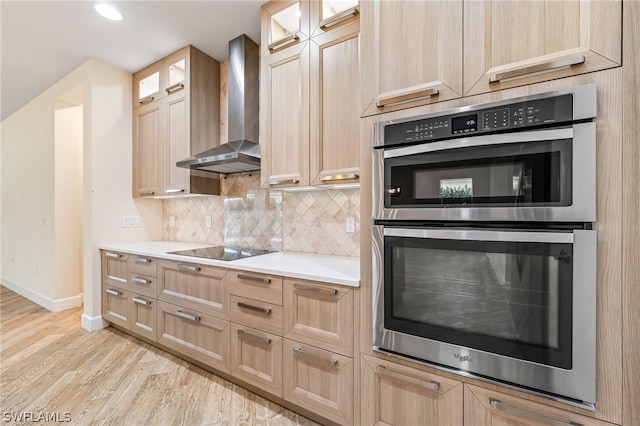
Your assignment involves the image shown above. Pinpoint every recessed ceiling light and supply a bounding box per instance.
[94,3,123,21]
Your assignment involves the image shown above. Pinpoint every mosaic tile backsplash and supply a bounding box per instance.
[163,173,360,257]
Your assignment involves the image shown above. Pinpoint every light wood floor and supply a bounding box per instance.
[0,286,319,425]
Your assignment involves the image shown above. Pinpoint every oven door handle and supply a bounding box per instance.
[383,126,578,159]
[383,227,574,244]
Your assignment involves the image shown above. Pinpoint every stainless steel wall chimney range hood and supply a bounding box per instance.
[177,34,260,174]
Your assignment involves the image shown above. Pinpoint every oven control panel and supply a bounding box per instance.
[383,94,574,147]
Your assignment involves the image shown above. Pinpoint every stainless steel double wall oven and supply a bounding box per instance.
[372,84,598,408]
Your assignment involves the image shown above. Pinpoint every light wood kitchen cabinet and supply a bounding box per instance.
[463,0,622,96]
[102,285,131,330]
[360,0,463,117]
[157,300,230,373]
[230,295,283,336]
[226,270,283,305]
[261,0,311,58]
[128,254,158,298]
[158,260,228,319]
[129,292,158,341]
[361,355,463,426]
[101,250,130,289]
[132,101,162,197]
[283,339,354,425]
[310,0,359,38]
[464,384,611,426]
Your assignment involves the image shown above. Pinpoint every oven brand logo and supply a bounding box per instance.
[454,353,472,363]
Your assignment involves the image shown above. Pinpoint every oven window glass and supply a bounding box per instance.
[386,139,572,207]
[384,234,573,369]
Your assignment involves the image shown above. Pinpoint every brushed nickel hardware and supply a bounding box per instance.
[489,398,582,426]
[139,95,155,105]
[133,257,151,263]
[320,173,359,182]
[176,264,201,272]
[376,84,440,107]
[319,6,359,29]
[105,288,122,296]
[175,310,201,322]
[293,347,338,367]
[106,275,127,283]
[237,301,272,315]
[293,283,338,296]
[375,365,440,391]
[132,297,151,306]
[131,277,151,285]
[237,273,271,284]
[237,329,272,345]
[105,252,122,259]
[489,55,585,83]
[139,191,155,196]
[386,187,401,196]
[268,178,300,186]
[268,33,300,51]
[165,83,185,94]
[165,188,185,194]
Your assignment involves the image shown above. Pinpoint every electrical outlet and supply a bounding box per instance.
[346,217,356,233]
[205,216,212,228]
[169,216,176,227]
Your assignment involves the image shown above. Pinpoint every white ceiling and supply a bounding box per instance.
[0,0,265,122]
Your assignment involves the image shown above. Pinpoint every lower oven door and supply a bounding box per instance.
[372,225,597,406]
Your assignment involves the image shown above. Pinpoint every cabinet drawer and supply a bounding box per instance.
[227,270,283,305]
[102,285,130,329]
[130,293,157,341]
[158,301,230,373]
[101,251,129,289]
[230,295,283,335]
[283,339,353,425]
[128,255,157,277]
[129,273,158,298]
[283,279,353,356]
[158,260,228,318]
[361,354,463,426]
[230,323,283,397]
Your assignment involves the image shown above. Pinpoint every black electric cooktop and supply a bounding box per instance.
[168,246,275,261]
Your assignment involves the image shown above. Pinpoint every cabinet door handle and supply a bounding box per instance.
[165,83,185,94]
[105,288,122,296]
[165,188,185,194]
[293,283,338,296]
[319,173,359,182]
[489,398,583,426]
[489,54,586,83]
[237,273,271,284]
[237,301,272,315]
[376,83,440,107]
[319,6,359,29]
[293,347,338,367]
[139,191,155,196]
[267,33,300,51]
[176,264,201,272]
[133,257,151,264]
[375,365,440,391]
[237,329,272,345]
[106,275,127,283]
[175,310,201,322]
[132,296,151,306]
[105,252,122,259]
[268,178,300,186]
[131,276,151,285]
[139,95,155,105]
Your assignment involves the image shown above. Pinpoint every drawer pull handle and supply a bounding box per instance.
[106,275,127,283]
[268,178,300,186]
[139,191,155,196]
[237,329,272,345]
[133,257,151,264]
[489,54,586,83]
[375,365,440,391]
[176,264,201,272]
[175,310,201,322]
[237,302,272,315]
[165,188,185,194]
[132,297,151,306]
[165,83,185,94]
[105,288,122,296]
[293,283,338,296]
[237,273,271,284]
[489,398,582,426]
[319,173,359,182]
[319,6,359,29]
[293,347,338,367]
[139,95,155,105]
[376,83,440,108]
[267,33,300,52]
[105,252,122,259]
[131,276,151,285]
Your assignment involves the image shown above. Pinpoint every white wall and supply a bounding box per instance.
[1,59,163,328]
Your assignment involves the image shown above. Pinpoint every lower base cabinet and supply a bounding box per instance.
[361,354,463,426]
[130,293,157,341]
[283,339,354,426]
[157,300,230,373]
[102,285,130,330]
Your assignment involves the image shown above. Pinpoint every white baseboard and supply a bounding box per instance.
[1,277,83,312]
[82,313,108,331]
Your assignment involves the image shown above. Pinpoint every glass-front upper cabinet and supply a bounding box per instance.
[133,64,162,107]
[133,46,190,108]
[261,1,310,56]
[313,0,359,35]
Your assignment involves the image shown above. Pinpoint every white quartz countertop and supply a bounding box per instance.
[100,241,360,287]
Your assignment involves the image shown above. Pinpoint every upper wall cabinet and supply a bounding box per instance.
[463,0,622,96]
[261,0,311,57]
[360,0,463,117]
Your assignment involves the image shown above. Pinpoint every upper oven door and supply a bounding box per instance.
[373,122,595,222]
